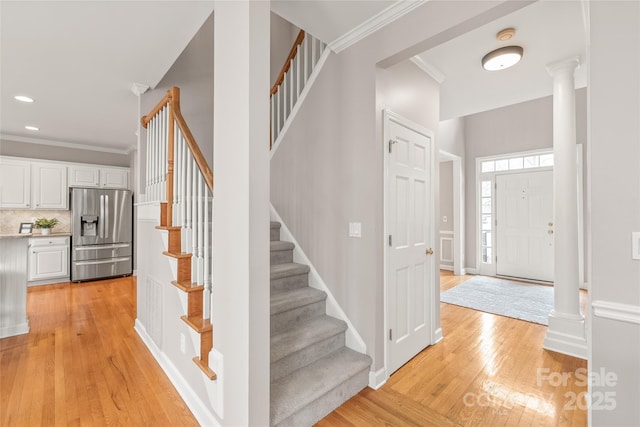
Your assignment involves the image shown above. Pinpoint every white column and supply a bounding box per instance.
[544,57,587,359]
[212,1,270,426]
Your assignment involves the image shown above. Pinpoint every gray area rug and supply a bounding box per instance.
[441,276,553,325]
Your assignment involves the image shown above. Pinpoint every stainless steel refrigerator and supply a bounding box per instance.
[70,188,133,281]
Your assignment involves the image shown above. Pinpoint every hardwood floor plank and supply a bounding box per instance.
[316,271,587,426]
[0,277,199,426]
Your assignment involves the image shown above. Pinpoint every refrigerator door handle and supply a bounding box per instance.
[99,194,105,238]
[104,194,109,239]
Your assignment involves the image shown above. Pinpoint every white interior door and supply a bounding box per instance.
[496,170,554,282]
[386,112,434,375]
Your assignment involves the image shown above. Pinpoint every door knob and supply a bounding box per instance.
[548,230,554,235]
[425,248,434,255]
[548,222,553,227]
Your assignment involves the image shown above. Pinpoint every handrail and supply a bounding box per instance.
[270,30,305,96]
[141,87,213,191]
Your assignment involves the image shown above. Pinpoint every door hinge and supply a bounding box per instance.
[389,139,397,153]
[389,329,393,341]
[388,235,392,246]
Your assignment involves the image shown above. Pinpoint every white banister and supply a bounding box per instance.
[270,31,328,149]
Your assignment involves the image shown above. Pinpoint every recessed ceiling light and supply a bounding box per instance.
[25,125,39,131]
[15,95,34,103]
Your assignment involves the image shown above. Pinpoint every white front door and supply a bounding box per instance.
[496,170,554,282]
[385,112,434,375]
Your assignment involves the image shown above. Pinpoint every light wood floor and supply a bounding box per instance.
[2,273,587,426]
[0,277,199,426]
[317,271,588,426]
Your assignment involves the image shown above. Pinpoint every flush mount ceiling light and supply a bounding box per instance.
[482,28,523,71]
[482,45,523,71]
[15,95,35,103]
[25,125,39,131]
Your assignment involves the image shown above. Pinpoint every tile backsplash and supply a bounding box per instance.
[0,210,71,234]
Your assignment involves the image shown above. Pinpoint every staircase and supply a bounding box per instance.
[269,221,371,426]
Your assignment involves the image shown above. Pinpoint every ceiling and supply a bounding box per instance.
[414,0,588,120]
[1,1,588,153]
[0,1,215,153]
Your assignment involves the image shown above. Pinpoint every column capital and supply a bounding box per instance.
[546,57,580,77]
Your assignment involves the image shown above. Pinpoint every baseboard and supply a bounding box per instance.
[270,204,368,355]
[433,327,443,344]
[439,265,453,271]
[368,368,387,390]
[465,267,478,275]
[0,322,30,339]
[459,268,467,275]
[27,277,69,287]
[134,319,220,427]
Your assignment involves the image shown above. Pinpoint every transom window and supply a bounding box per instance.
[481,153,554,174]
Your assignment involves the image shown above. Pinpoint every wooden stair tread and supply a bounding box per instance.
[171,281,204,293]
[155,225,182,231]
[181,315,212,333]
[163,251,192,259]
[193,357,217,380]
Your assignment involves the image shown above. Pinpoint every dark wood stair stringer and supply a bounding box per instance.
[156,202,216,380]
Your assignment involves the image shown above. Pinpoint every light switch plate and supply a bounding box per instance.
[349,222,362,238]
[633,232,640,260]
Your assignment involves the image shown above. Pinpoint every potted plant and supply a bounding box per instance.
[34,217,59,235]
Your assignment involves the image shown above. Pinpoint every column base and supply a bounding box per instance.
[543,311,587,359]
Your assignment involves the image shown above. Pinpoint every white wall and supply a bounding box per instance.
[439,117,465,158]
[0,138,130,166]
[271,0,509,372]
[142,13,214,171]
[589,2,640,425]
[270,13,300,86]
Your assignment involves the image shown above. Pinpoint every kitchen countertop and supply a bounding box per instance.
[0,232,71,240]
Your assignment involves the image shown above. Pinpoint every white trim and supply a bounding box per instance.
[440,150,464,276]
[439,230,454,235]
[270,49,331,156]
[27,277,70,287]
[328,1,425,53]
[592,300,640,325]
[440,236,453,263]
[270,204,367,354]
[134,319,220,427]
[410,56,446,84]
[368,368,387,390]
[1,133,132,155]
[433,327,443,343]
[383,109,437,379]
[0,322,30,339]
[465,267,478,275]
[439,265,454,271]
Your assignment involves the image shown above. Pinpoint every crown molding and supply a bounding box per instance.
[410,56,446,84]
[328,0,425,54]
[0,133,132,155]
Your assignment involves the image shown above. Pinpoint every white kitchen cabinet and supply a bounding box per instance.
[0,158,31,208]
[100,167,128,189]
[28,237,69,282]
[32,163,68,209]
[69,165,128,189]
[68,165,100,187]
